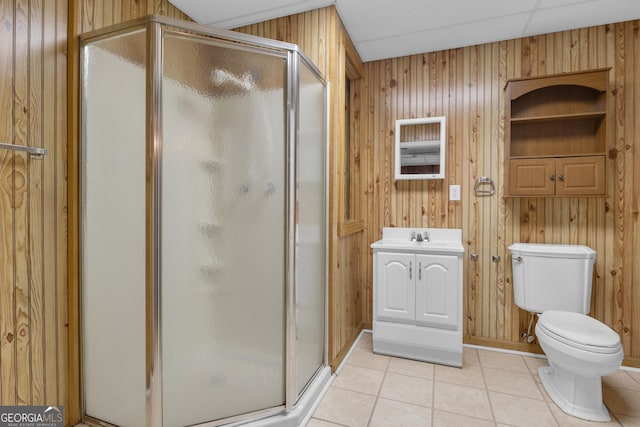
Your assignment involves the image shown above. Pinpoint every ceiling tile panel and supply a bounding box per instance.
[357,12,531,61]
[527,0,640,37]
[169,0,640,61]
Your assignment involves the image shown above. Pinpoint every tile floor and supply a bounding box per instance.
[308,332,640,427]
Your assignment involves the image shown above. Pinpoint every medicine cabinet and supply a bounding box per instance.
[395,116,446,180]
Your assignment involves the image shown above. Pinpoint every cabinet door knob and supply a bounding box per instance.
[558,175,564,181]
[419,262,422,280]
[409,261,412,280]
[549,174,555,181]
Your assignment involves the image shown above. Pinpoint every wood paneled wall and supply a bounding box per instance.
[236,6,368,369]
[363,20,640,366]
[0,1,187,425]
[0,0,67,409]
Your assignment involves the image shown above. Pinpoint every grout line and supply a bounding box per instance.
[365,348,389,427]
[430,362,436,426]
[477,350,498,424]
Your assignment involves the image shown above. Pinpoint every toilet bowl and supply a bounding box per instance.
[508,243,624,423]
[535,310,623,422]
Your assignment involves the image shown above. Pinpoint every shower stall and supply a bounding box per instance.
[79,16,329,427]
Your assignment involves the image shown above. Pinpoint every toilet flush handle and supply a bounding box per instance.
[513,256,523,262]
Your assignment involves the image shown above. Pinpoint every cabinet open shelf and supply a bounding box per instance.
[510,111,606,124]
[504,68,610,197]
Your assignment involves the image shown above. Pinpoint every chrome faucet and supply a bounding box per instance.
[416,232,424,242]
[424,230,430,242]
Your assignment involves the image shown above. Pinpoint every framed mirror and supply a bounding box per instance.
[395,116,446,180]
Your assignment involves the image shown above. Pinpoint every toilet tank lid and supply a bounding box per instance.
[508,243,595,259]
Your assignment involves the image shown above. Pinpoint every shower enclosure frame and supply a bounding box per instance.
[78,15,329,427]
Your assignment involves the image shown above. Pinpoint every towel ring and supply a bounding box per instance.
[474,176,495,196]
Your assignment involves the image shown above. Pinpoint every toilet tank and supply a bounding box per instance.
[508,243,596,314]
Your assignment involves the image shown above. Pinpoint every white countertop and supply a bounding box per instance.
[371,227,464,254]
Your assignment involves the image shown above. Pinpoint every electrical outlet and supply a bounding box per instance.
[449,184,461,201]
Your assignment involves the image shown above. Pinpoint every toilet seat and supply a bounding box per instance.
[538,311,622,354]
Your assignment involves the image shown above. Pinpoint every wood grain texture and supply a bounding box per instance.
[4,7,639,427]
[363,20,640,366]
[0,0,65,409]
[0,0,189,425]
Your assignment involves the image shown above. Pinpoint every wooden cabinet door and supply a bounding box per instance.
[556,155,605,196]
[509,158,555,196]
[376,252,416,322]
[415,254,458,329]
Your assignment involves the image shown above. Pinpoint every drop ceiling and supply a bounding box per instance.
[169,0,640,62]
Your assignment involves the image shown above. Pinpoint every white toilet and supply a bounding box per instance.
[508,243,623,422]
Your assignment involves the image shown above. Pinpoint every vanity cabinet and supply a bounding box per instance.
[376,252,459,329]
[505,68,609,197]
[372,227,464,367]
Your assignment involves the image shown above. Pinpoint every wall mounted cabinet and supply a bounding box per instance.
[505,68,610,197]
[395,116,446,180]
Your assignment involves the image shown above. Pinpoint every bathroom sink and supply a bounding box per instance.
[371,228,464,254]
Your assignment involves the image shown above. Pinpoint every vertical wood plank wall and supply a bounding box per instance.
[363,20,640,366]
[2,5,639,427]
[0,1,187,425]
[236,6,368,370]
[0,0,67,409]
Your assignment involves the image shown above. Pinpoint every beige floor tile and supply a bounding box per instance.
[462,347,480,366]
[432,410,495,427]
[388,357,434,380]
[306,419,344,427]
[604,370,640,392]
[523,355,548,373]
[435,363,485,389]
[616,415,640,427]
[379,372,433,407]
[433,381,493,420]
[547,403,622,426]
[538,382,554,402]
[489,391,557,427]
[357,332,373,350]
[603,386,640,418]
[483,367,542,399]
[478,349,529,374]
[312,387,376,427]
[625,370,640,386]
[346,346,390,371]
[369,398,432,427]
[332,364,385,396]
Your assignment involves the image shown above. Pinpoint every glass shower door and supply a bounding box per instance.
[160,33,288,426]
[295,58,327,396]
[81,30,148,427]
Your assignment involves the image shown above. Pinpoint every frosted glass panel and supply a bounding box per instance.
[296,60,326,395]
[161,34,287,426]
[81,31,147,427]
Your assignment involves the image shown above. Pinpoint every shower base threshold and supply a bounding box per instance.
[230,365,332,427]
